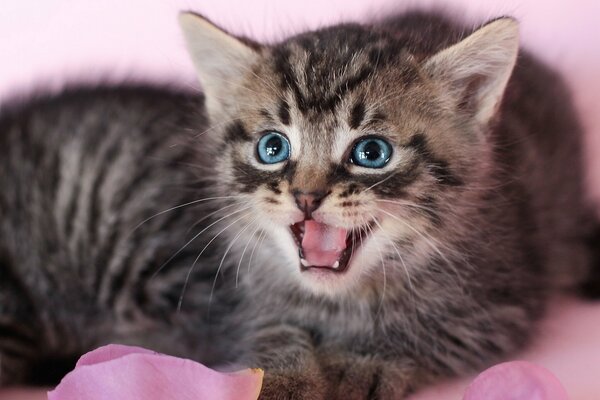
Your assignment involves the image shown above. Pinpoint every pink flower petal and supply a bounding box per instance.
[463,361,569,400]
[76,344,156,367]
[47,345,263,400]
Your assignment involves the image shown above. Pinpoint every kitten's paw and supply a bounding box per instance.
[258,369,327,400]
[321,355,412,400]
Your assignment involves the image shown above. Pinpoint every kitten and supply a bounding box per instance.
[0,9,597,399]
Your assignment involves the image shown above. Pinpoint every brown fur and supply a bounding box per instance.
[0,10,596,399]
[180,11,597,398]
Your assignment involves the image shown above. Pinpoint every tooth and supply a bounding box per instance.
[332,261,340,269]
[300,258,310,267]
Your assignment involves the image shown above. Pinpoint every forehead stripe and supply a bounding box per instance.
[273,47,308,113]
[224,120,252,143]
[407,134,463,186]
[273,45,377,115]
[232,157,278,193]
[278,99,291,126]
[349,100,366,129]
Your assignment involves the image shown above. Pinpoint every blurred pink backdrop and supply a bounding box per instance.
[1,0,599,199]
[0,1,599,399]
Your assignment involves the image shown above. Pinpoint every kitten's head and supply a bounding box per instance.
[179,13,519,297]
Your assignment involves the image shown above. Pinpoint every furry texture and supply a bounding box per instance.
[0,10,597,399]
[0,88,245,384]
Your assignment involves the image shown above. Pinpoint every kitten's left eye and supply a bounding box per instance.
[257,131,291,164]
[350,137,393,168]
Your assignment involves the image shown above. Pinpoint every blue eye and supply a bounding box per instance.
[350,137,393,168]
[257,131,291,164]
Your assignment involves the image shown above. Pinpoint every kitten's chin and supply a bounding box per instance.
[293,254,375,296]
[296,267,361,294]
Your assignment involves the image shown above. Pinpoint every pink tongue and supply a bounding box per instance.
[302,220,348,267]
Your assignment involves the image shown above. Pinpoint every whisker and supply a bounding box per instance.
[366,218,387,319]
[177,210,253,312]
[129,195,242,235]
[248,230,268,276]
[209,216,259,307]
[358,224,365,257]
[192,116,244,139]
[376,207,465,286]
[350,225,357,264]
[236,223,262,288]
[361,171,400,194]
[152,204,253,279]
[370,215,416,304]
[185,201,245,235]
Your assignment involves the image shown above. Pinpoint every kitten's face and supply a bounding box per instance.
[180,15,518,296]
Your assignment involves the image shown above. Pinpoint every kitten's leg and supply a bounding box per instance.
[319,352,425,400]
[245,324,328,400]
[247,324,424,400]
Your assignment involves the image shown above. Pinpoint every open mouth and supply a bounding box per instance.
[290,220,374,273]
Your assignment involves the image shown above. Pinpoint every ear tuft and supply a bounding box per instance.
[179,12,261,118]
[423,17,520,126]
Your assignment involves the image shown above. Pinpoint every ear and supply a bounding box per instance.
[179,12,261,118]
[423,18,519,127]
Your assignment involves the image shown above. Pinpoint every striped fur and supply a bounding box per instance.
[0,10,597,399]
[0,87,246,384]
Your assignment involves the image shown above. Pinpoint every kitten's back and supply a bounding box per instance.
[0,86,230,384]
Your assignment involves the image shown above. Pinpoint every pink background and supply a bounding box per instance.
[1,0,599,200]
[1,1,599,399]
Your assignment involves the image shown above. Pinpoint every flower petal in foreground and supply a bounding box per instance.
[47,344,263,400]
[463,361,569,400]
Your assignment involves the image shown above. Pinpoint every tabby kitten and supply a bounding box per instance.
[0,9,597,399]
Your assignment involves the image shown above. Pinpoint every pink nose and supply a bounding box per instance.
[292,190,327,218]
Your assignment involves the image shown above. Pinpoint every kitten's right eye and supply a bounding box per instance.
[257,131,291,164]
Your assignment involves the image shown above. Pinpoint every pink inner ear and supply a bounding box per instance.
[302,220,347,266]
[463,361,569,400]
